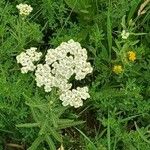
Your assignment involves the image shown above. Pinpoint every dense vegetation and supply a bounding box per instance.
[0,0,150,149]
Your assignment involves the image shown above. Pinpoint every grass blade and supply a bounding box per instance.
[75,127,97,150]
[107,0,112,61]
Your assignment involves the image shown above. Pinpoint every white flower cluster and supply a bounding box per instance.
[17,40,93,108]
[121,30,130,39]
[16,47,42,73]
[45,39,93,80]
[60,87,90,108]
[16,3,33,16]
[35,63,72,93]
[35,39,92,105]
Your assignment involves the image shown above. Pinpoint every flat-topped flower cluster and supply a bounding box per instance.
[16,40,93,108]
[16,47,42,73]
[16,3,33,16]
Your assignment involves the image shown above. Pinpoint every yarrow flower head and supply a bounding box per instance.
[113,65,123,74]
[35,40,93,108]
[59,87,90,108]
[16,3,33,16]
[128,51,136,61]
[121,30,130,39]
[16,40,93,108]
[16,47,42,73]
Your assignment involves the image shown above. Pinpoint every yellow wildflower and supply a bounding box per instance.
[113,65,123,74]
[128,51,136,61]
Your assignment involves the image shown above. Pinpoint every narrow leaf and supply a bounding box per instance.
[48,127,62,142]
[107,1,112,61]
[75,127,97,150]
[58,119,74,124]
[134,122,150,144]
[45,135,56,150]
[58,121,85,129]
[27,136,43,150]
[16,123,39,128]
[127,0,141,22]
[107,111,111,150]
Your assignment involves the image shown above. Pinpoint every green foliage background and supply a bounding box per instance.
[0,0,150,149]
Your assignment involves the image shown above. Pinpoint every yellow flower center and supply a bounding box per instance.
[113,65,123,74]
[128,51,136,61]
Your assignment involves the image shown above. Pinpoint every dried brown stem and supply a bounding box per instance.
[5,143,24,150]
[138,0,150,16]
